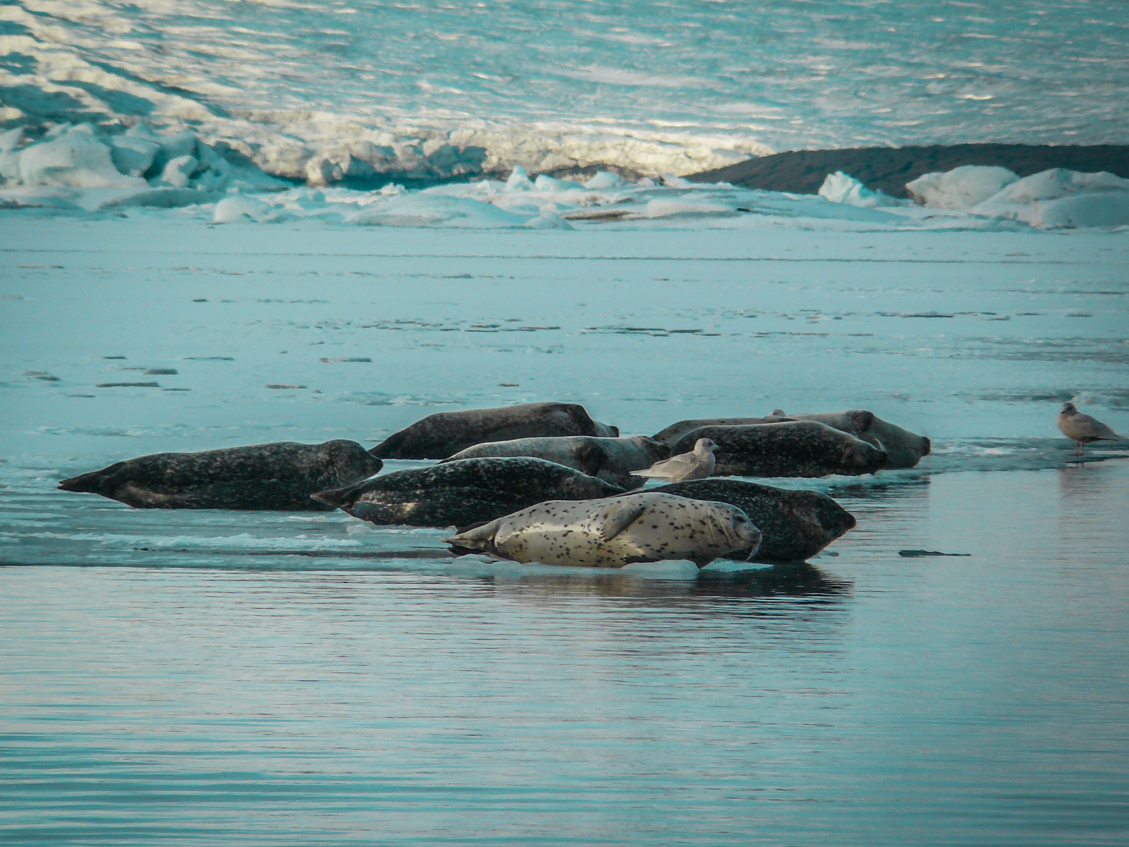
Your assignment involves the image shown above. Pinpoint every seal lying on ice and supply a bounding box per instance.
[668,422,887,478]
[446,491,762,568]
[311,457,623,529]
[57,441,382,510]
[369,402,620,460]
[653,410,929,469]
[441,435,668,490]
[653,479,856,562]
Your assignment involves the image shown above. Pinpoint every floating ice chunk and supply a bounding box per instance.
[16,126,146,189]
[347,193,529,228]
[643,198,736,218]
[584,171,626,190]
[819,171,902,208]
[906,165,1019,209]
[1035,192,1129,228]
[506,165,532,191]
[969,169,1129,228]
[979,168,1129,205]
[992,190,1129,229]
[533,174,581,191]
[524,211,574,229]
[160,155,198,188]
[110,135,160,177]
[214,194,279,223]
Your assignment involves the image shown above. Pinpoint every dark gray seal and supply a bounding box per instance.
[654,479,856,562]
[668,422,887,478]
[653,410,929,469]
[57,440,382,510]
[311,457,624,529]
[369,402,619,460]
[440,435,668,490]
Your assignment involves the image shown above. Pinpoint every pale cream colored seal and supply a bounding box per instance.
[447,491,760,568]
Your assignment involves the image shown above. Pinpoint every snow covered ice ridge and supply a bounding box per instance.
[1,0,1127,185]
[4,128,1129,230]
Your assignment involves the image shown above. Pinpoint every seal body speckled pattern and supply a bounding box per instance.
[447,491,762,568]
[369,402,620,460]
[669,422,888,478]
[442,435,668,490]
[654,410,929,469]
[57,441,382,510]
[654,479,856,562]
[785,411,930,469]
[312,457,624,528]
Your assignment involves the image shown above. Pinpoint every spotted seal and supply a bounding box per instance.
[653,479,856,562]
[57,440,382,510]
[668,422,887,477]
[441,435,668,490]
[447,491,762,568]
[311,457,623,528]
[654,410,929,469]
[370,402,620,460]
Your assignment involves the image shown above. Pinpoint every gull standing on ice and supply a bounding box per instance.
[1057,402,1121,458]
[631,438,717,482]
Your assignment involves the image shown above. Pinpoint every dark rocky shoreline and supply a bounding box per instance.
[690,144,1129,197]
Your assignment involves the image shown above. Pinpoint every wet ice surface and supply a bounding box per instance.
[2,219,1128,844]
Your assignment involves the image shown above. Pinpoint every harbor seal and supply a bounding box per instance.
[630,438,717,482]
[446,491,762,568]
[783,411,931,469]
[441,435,668,490]
[57,440,382,510]
[653,479,856,562]
[311,457,624,529]
[668,422,887,478]
[369,402,619,460]
[654,410,930,469]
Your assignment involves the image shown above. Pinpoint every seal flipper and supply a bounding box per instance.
[446,518,503,550]
[599,502,648,542]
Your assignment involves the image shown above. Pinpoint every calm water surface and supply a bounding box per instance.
[3,465,1127,846]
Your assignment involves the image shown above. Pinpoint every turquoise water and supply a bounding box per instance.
[2,220,1128,844]
[3,466,1128,845]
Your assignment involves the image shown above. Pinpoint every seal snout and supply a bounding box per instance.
[871,449,889,474]
[921,436,932,457]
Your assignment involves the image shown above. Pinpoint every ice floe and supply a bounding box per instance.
[905,165,1129,228]
[818,172,904,208]
[1,120,1127,231]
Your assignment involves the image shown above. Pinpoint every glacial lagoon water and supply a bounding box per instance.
[2,219,1128,844]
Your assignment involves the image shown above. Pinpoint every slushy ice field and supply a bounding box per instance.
[2,218,1128,845]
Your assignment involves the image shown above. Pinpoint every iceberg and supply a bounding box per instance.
[818,172,901,208]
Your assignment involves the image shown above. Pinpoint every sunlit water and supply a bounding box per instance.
[2,219,1128,844]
